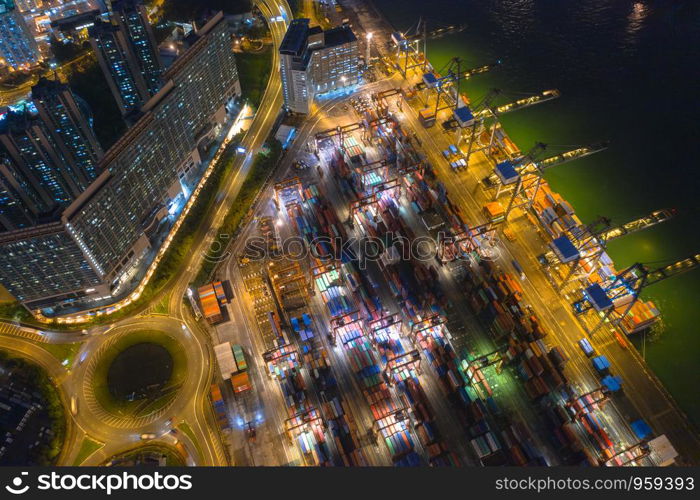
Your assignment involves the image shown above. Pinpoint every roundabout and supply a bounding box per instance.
[79,320,191,430]
[107,341,174,402]
[103,442,186,466]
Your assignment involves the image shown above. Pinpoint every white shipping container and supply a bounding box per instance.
[214,342,238,379]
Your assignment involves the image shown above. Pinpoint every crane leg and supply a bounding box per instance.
[487,123,498,156]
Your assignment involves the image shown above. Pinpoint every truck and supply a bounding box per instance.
[418,108,436,127]
[591,355,610,374]
[214,342,237,380]
[511,259,526,280]
[578,338,595,357]
[231,344,252,394]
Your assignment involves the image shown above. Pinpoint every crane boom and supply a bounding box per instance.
[315,121,364,141]
[462,61,501,80]
[646,253,700,287]
[597,209,676,244]
[416,62,497,91]
[484,143,607,188]
[475,89,561,119]
[533,142,609,172]
[403,23,467,42]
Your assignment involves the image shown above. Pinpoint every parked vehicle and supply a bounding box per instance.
[578,338,595,357]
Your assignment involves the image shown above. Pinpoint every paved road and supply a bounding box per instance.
[0,316,218,466]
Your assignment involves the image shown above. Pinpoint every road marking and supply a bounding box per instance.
[0,322,47,343]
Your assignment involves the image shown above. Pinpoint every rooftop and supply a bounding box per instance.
[280,18,357,57]
[31,77,66,99]
[323,24,357,47]
[88,18,120,37]
[280,18,311,56]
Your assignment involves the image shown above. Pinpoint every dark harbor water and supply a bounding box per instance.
[372,0,700,425]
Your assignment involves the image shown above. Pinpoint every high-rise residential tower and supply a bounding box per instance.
[0,174,35,231]
[0,12,240,313]
[0,0,42,71]
[88,18,150,116]
[88,0,162,116]
[31,77,104,182]
[0,106,85,208]
[0,80,103,231]
[111,0,162,96]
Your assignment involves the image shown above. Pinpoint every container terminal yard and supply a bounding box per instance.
[201,2,700,467]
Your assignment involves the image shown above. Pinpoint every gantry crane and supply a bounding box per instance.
[330,310,365,346]
[414,60,499,129]
[416,60,500,93]
[350,178,402,215]
[498,143,609,219]
[414,58,498,130]
[423,61,500,90]
[496,142,547,219]
[550,209,676,289]
[463,345,509,373]
[354,158,390,192]
[423,57,466,118]
[392,18,466,78]
[368,312,402,339]
[383,350,422,383]
[437,218,500,262]
[441,89,561,166]
[274,176,304,209]
[284,407,324,444]
[409,313,446,341]
[315,121,364,148]
[443,88,502,163]
[572,253,700,334]
[314,116,394,150]
[486,142,609,195]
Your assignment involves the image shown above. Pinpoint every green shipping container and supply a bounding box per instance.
[233,345,248,372]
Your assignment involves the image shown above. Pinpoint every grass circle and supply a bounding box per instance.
[91,330,186,418]
[107,343,173,400]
